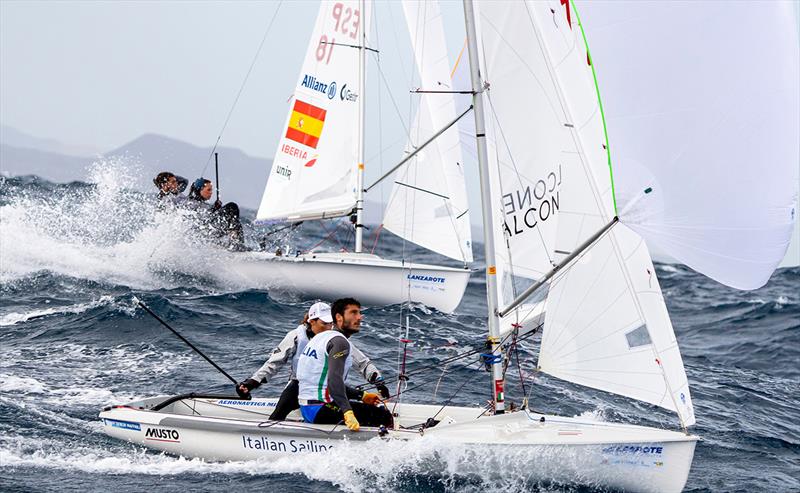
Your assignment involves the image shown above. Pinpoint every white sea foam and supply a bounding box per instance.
[0,295,116,326]
[0,374,47,393]
[0,159,250,291]
[0,432,603,492]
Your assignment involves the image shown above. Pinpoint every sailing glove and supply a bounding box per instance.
[362,392,381,405]
[370,374,390,399]
[343,410,360,431]
[236,378,260,398]
[376,384,390,399]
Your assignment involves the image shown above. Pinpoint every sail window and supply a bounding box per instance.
[625,325,652,349]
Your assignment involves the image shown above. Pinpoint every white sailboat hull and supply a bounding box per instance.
[100,395,697,492]
[220,251,471,313]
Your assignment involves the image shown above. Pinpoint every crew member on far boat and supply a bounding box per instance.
[296,298,394,431]
[187,177,245,250]
[153,171,188,204]
[236,301,389,421]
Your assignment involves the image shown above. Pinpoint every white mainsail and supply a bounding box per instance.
[476,0,694,426]
[381,0,473,263]
[257,1,370,222]
[579,1,799,289]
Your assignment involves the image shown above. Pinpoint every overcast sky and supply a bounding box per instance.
[0,0,467,159]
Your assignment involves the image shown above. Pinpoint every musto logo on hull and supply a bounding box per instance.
[242,434,332,453]
[145,427,181,443]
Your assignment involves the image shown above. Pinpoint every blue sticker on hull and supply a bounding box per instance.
[104,418,141,431]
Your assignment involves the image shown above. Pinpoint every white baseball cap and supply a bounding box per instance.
[308,302,333,323]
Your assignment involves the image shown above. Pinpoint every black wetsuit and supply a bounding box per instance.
[308,333,393,428]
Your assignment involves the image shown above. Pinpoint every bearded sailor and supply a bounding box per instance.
[236,301,389,421]
[296,298,394,430]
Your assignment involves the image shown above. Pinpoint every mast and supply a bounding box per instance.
[462,0,504,414]
[354,0,367,253]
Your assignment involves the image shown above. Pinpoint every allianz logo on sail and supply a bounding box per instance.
[300,74,357,102]
[301,74,337,100]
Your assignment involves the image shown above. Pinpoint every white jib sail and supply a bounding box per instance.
[476,0,694,426]
[381,0,473,263]
[257,1,370,222]
[578,1,799,289]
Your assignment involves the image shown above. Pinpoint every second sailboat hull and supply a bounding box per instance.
[219,252,471,313]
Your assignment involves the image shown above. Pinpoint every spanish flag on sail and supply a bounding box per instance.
[285,100,326,149]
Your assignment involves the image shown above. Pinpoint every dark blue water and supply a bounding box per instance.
[1,172,798,492]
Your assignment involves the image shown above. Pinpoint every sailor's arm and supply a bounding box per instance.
[350,344,382,383]
[325,337,354,413]
[351,343,390,398]
[239,330,297,393]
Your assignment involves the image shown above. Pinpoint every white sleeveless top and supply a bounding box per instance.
[290,325,310,378]
[297,330,352,403]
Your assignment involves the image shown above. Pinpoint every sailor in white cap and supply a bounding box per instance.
[236,301,388,421]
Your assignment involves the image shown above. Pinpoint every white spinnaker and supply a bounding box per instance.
[477,0,694,426]
[382,0,473,263]
[579,1,799,289]
[257,1,370,222]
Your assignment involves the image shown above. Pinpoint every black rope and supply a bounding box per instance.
[357,323,542,393]
[135,300,240,386]
[426,359,484,426]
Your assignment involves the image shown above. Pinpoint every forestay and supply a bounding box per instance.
[476,0,694,426]
[382,0,473,263]
[579,1,799,289]
[257,1,370,222]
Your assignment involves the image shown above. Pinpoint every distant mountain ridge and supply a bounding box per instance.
[0,126,271,209]
[105,133,270,209]
[0,124,102,157]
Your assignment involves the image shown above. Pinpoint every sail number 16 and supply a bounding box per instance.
[316,2,361,64]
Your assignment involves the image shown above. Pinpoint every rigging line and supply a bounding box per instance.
[321,40,379,53]
[411,90,475,94]
[393,181,449,200]
[428,359,484,424]
[374,1,386,224]
[200,0,283,177]
[357,325,542,391]
[498,217,619,317]
[301,220,342,253]
[385,0,413,95]
[364,105,474,192]
[369,50,412,141]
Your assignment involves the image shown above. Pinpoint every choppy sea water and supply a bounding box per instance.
[1,167,798,492]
